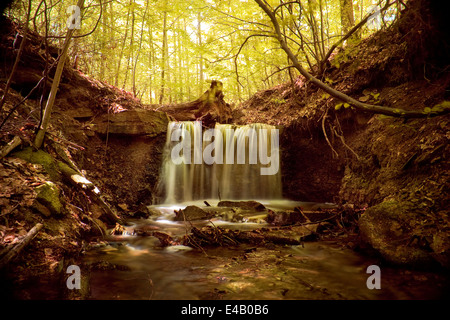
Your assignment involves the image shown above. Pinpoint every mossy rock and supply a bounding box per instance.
[35,181,63,215]
[13,147,62,181]
[12,147,80,181]
[358,201,435,268]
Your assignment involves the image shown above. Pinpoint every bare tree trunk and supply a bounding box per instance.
[34,0,85,149]
[197,12,204,96]
[123,0,135,90]
[133,0,149,96]
[159,7,168,104]
[115,0,131,87]
[340,0,356,39]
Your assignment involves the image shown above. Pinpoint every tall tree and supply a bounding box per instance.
[340,0,356,36]
[159,6,168,104]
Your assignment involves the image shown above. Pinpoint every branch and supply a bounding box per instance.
[254,0,450,118]
[45,0,102,39]
[0,223,43,270]
[320,0,395,69]
[263,65,296,82]
[234,33,276,87]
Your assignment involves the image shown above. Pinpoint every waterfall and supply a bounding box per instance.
[159,121,282,204]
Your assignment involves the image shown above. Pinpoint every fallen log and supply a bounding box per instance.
[0,223,43,269]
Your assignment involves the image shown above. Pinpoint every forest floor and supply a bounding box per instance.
[1,2,449,300]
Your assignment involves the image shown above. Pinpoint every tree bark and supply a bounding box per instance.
[159,9,168,104]
[340,0,355,36]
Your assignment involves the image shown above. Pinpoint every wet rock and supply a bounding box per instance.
[265,209,308,226]
[175,205,213,221]
[359,201,436,268]
[220,209,245,222]
[218,200,266,211]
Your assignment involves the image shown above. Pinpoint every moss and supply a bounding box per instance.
[12,147,61,181]
[57,160,80,177]
[35,181,63,215]
[359,200,437,268]
[13,147,81,181]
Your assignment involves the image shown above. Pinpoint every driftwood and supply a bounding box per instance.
[0,223,43,269]
[157,80,232,126]
[181,225,317,248]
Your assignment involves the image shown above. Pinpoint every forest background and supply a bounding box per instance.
[6,0,400,106]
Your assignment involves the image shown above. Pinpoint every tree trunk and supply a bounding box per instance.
[115,0,131,87]
[198,12,204,96]
[159,9,168,104]
[340,0,356,39]
[34,0,85,149]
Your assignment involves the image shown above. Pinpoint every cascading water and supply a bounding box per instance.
[158,121,282,204]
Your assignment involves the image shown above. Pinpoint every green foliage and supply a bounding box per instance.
[424,101,450,115]
[334,101,350,110]
[271,98,286,105]
[8,0,398,104]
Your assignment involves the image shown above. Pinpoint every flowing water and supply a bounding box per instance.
[159,121,282,203]
[83,200,449,300]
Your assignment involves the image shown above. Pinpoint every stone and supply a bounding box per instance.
[265,209,308,226]
[217,200,266,211]
[174,205,213,221]
[358,201,436,268]
[35,181,63,215]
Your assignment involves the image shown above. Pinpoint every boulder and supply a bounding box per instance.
[358,201,439,268]
[174,205,213,221]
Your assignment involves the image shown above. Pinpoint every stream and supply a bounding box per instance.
[82,200,449,300]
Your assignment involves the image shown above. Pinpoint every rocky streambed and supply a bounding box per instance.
[80,200,449,300]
